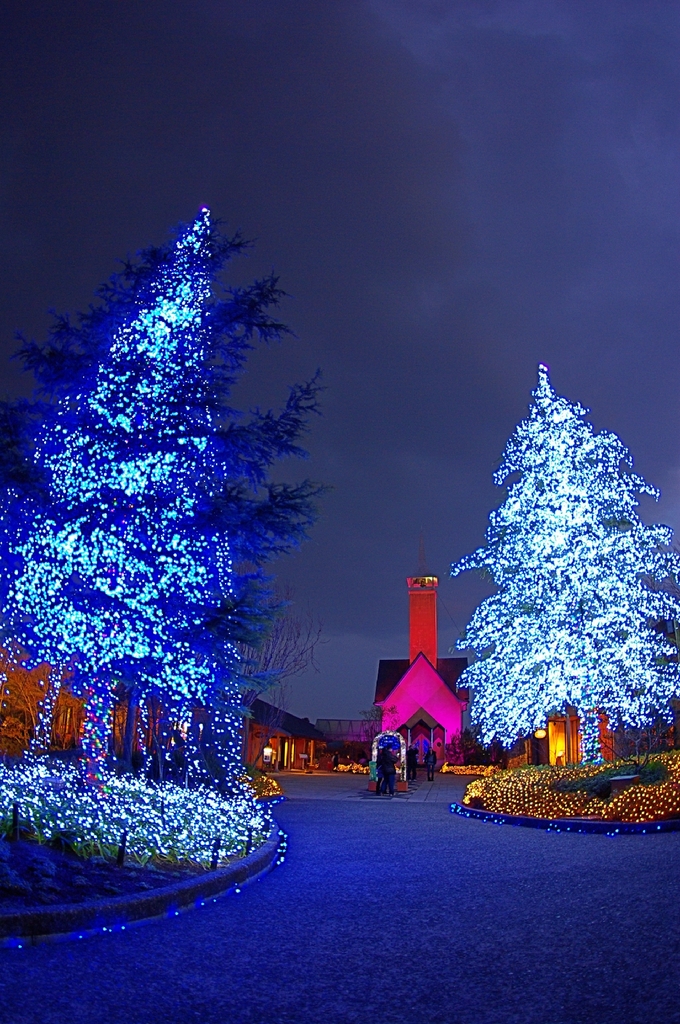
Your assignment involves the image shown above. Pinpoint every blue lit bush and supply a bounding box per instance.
[0,209,322,789]
[0,760,271,866]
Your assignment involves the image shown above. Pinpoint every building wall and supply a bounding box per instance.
[244,721,317,771]
[378,655,465,747]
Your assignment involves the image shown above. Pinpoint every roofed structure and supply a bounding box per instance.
[315,719,372,744]
[249,699,324,741]
[375,657,469,705]
[372,554,470,763]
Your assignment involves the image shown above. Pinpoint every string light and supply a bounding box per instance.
[462,751,680,823]
[0,759,271,865]
[452,364,680,761]
[241,773,282,799]
[0,209,321,787]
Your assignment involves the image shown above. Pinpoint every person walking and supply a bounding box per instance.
[378,745,399,796]
[425,745,437,782]
[406,743,418,782]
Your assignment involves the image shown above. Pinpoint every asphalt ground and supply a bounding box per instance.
[1,771,679,1024]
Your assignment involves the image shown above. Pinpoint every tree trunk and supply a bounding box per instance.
[203,705,240,792]
[82,683,112,784]
[122,686,140,772]
[580,708,602,763]
[671,699,680,749]
[28,664,61,756]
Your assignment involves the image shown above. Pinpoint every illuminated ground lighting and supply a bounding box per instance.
[450,802,680,835]
[0,760,271,866]
[459,752,680,826]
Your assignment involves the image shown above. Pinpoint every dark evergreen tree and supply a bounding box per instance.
[0,209,322,781]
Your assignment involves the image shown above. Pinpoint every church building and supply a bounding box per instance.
[373,570,469,764]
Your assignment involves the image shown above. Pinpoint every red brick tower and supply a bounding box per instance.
[407,537,438,664]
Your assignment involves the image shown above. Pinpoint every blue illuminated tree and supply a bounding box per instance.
[452,365,680,761]
[0,210,321,781]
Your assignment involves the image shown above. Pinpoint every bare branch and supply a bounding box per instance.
[239,584,324,706]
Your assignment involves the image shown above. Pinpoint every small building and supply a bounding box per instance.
[243,698,324,771]
[314,718,379,764]
[373,572,468,764]
[315,719,372,746]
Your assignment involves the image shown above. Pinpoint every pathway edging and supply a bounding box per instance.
[450,801,680,834]
[0,824,284,946]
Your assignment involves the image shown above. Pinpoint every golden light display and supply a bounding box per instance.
[336,762,370,774]
[462,751,680,823]
[242,773,283,799]
[440,764,499,777]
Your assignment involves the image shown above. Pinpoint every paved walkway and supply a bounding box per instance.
[2,772,680,1024]
[283,769,466,801]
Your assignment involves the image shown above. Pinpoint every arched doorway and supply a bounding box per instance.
[372,730,407,782]
[400,708,446,764]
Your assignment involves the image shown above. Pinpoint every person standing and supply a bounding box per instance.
[406,743,418,782]
[332,751,339,771]
[374,751,384,795]
[425,745,437,782]
[379,745,399,796]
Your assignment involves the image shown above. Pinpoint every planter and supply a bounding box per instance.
[0,824,283,946]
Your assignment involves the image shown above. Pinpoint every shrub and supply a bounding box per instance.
[0,760,271,866]
[553,761,669,800]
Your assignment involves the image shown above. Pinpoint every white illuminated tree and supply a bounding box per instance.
[452,364,680,761]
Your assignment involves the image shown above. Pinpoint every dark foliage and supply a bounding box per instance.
[446,727,507,766]
[0,213,325,773]
[553,761,669,801]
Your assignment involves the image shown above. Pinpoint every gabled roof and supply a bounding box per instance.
[374,659,410,704]
[374,655,468,704]
[436,657,469,699]
[249,699,324,741]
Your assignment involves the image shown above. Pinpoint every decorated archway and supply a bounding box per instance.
[372,729,407,782]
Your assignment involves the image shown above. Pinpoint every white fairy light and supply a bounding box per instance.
[452,364,680,760]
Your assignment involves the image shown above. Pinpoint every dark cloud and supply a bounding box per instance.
[1,1,678,719]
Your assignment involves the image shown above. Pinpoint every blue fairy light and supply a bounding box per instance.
[0,209,322,782]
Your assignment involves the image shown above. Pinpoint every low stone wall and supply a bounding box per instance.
[0,824,283,946]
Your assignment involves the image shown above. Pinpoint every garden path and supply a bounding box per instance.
[1,771,679,1024]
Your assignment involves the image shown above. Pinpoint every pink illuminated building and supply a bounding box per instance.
[373,573,469,764]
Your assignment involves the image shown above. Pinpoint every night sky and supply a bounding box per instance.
[1,2,678,721]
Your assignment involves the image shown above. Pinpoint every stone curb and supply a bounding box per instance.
[0,824,283,946]
[450,801,680,835]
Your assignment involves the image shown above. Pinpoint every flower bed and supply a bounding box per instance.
[462,751,680,823]
[0,761,271,867]
[440,763,499,777]
[0,837,201,911]
[243,772,283,800]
